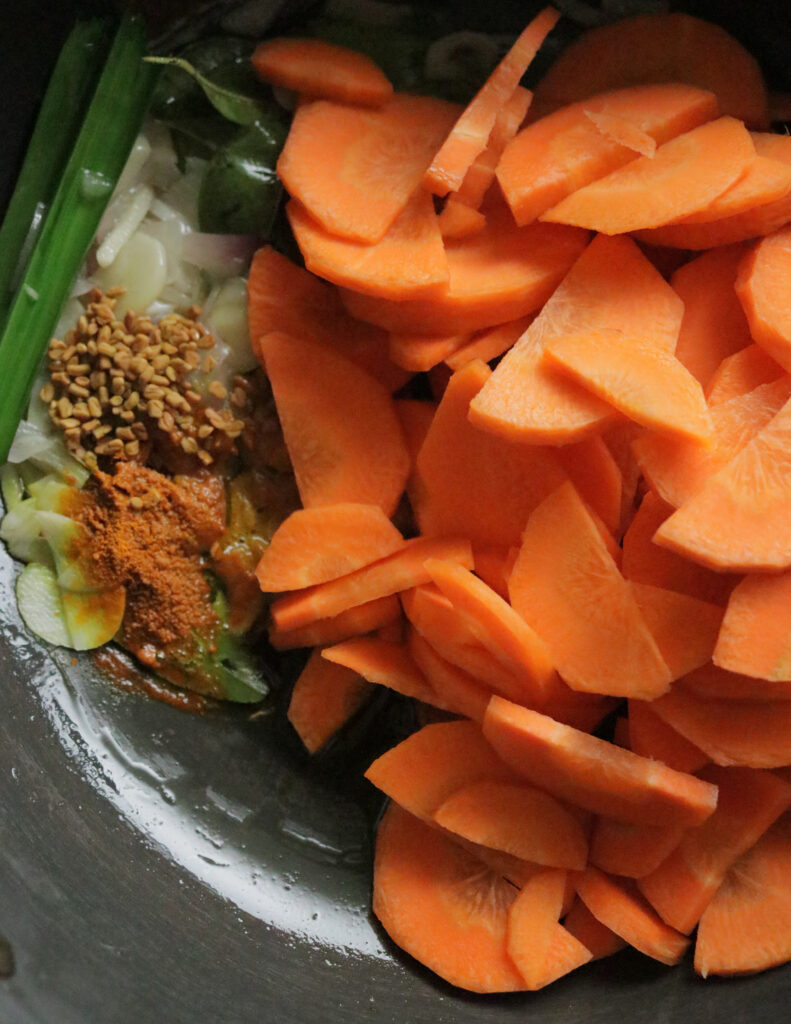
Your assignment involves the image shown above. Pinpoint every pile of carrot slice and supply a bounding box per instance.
[249,7,791,993]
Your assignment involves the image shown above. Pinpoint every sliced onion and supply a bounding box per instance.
[96,185,155,268]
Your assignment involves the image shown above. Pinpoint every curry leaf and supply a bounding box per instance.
[144,56,268,126]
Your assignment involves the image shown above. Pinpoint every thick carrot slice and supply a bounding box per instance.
[270,536,473,632]
[287,191,449,301]
[287,650,372,753]
[538,677,619,735]
[364,719,516,822]
[585,107,656,158]
[556,435,622,536]
[506,870,581,989]
[714,569,791,681]
[437,199,486,240]
[638,766,791,933]
[694,812,791,976]
[497,83,717,225]
[590,817,687,880]
[544,328,714,444]
[339,217,588,335]
[531,12,768,127]
[683,663,791,701]
[653,394,791,571]
[415,360,567,546]
[252,37,393,107]
[268,595,401,650]
[563,897,626,960]
[277,94,460,243]
[372,804,525,993]
[628,698,709,774]
[652,688,791,768]
[541,117,755,234]
[469,234,682,446]
[406,629,490,723]
[631,582,724,681]
[706,344,784,406]
[483,696,719,828]
[678,156,791,225]
[387,331,468,373]
[256,504,403,592]
[575,867,690,965]
[444,317,533,371]
[322,637,436,704]
[472,545,515,602]
[602,419,644,539]
[736,224,791,372]
[509,481,671,700]
[434,780,588,870]
[423,7,559,196]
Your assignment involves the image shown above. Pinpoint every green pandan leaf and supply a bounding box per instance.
[144,56,269,126]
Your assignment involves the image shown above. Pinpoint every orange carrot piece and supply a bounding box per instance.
[497,83,717,226]
[628,698,709,774]
[268,595,401,650]
[252,37,393,107]
[287,649,372,753]
[538,677,619,735]
[435,780,588,870]
[602,419,644,539]
[415,360,567,547]
[555,435,622,536]
[406,629,490,723]
[714,569,791,681]
[270,535,473,633]
[585,107,657,157]
[278,94,460,243]
[509,481,672,700]
[507,870,582,989]
[256,504,403,592]
[682,663,791,701]
[612,716,631,749]
[575,867,690,965]
[530,12,768,127]
[694,812,791,977]
[638,766,791,933]
[706,344,784,406]
[563,897,626,960]
[287,191,449,301]
[258,332,409,516]
[473,545,515,601]
[483,696,719,828]
[394,399,434,464]
[736,224,791,372]
[631,582,724,681]
[322,637,436,704]
[423,7,559,196]
[364,719,516,822]
[444,317,533,371]
[542,117,755,234]
[589,817,687,880]
[373,804,525,992]
[678,155,791,225]
[437,199,486,240]
[388,331,468,373]
[469,234,682,446]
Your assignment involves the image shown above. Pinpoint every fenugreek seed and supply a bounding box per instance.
[116,426,135,441]
[132,422,147,439]
[98,357,113,371]
[88,396,102,418]
[111,377,125,396]
[105,285,125,299]
[108,366,124,379]
[202,355,216,374]
[110,394,124,407]
[140,366,155,384]
[230,387,247,408]
[143,384,164,401]
[148,373,167,388]
[94,424,112,439]
[49,338,65,352]
[94,441,112,455]
[89,371,105,389]
[197,450,214,465]
[184,350,200,368]
[86,321,98,336]
[198,423,213,439]
[152,354,169,371]
[62,345,77,362]
[97,341,115,357]
[129,356,147,375]
[98,386,110,405]
[181,436,199,454]
[39,382,55,403]
[185,390,202,406]
[86,340,98,356]
[64,425,82,438]
[74,375,91,388]
[208,380,227,400]
[68,383,90,398]
[58,396,73,418]
[61,417,81,430]
[147,400,164,419]
[165,391,182,409]
[161,342,178,356]
[160,411,175,432]
[105,438,124,453]
[71,403,90,420]
[125,441,141,457]
[164,365,177,382]
[205,408,222,428]
[124,391,140,410]
[51,371,70,386]
[82,419,100,434]
[119,410,135,423]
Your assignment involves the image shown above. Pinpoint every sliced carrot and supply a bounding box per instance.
[544,328,713,444]
[631,582,724,681]
[678,155,791,225]
[278,93,460,243]
[556,435,622,536]
[706,344,784,406]
[388,330,468,373]
[541,117,755,234]
[483,696,719,828]
[563,897,626,960]
[322,637,436,704]
[694,812,791,976]
[638,766,791,933]
[469,234,683,446]
[406,628,490,723]
[509,481,671,700]
[437,199,486,240]
[372,804,525,993]
[423,7,558,196]
[252,37,393,107]
[652,688,791,768]
[602,419,644,539]
[531,12,768,127]
[497,84,717,225]
[258,331,408,515]
[506,870,585,989]
[714,569,791,681]
[270,535,473,633]
[415,360,567,547]
[612,716,631,749]
[268,594,401,650]
[736,224,791,372]
[585,107,657,158]
[444,316,533,371]
[537,676,619,735]
[653,393,791,571]
[682,663,791,701]
[575,867,690,965]
[628,698,709,774]
[589,817,687,880]
[364,719,516,822]
[287,191,449,302]
[472,545,515,602]
[287,649,372,753]
[256,504,403,593]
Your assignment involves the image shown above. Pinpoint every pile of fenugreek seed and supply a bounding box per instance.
[42,288,251,468]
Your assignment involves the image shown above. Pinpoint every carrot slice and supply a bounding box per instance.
[252,37,393,107]
[364,719,516,822]
[563,897,626,960]
[631,582,724,681]
[322,637,436,704]
[585,107,656,157]
[531,12,768,127]
[444,317,533,371]
[268,595,401,650]
[372,804,525,993]
[714,569,791,681]
[628,698,709,774]
[602,419,644,539]
[736,224,791,372]
[277,93,460,243]
[423,7,559,196]
[682,663,791,701]
[706,344,784,406]
[677,155,791,225]
[541,117,755,234]
[434,780,588,870]
[509,481,671,700]
[406,628,490,723]
[388,330,468,373]
[256,504,403,592]
[556,435,622,536]
[653,393,791,571]
[575,867,690,965]
[415,360,567,547]
[469,234,682,446]
[472,545,515,601]
[538,676,619,735]
[544,328,713,444]
[638,766,791,933]
[270,535,473,632]
[652,688,791,768]
[483,696,719,828]
[258,332,409,516]
[589,817,687,880]
[287,649,372,753]
[497,83,717,225]
[394,399,434,464]
[287,191,449,301]
[437,199,486,240]
[694,812,791,976]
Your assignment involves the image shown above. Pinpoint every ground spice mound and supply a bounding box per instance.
[77,462,226,651]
